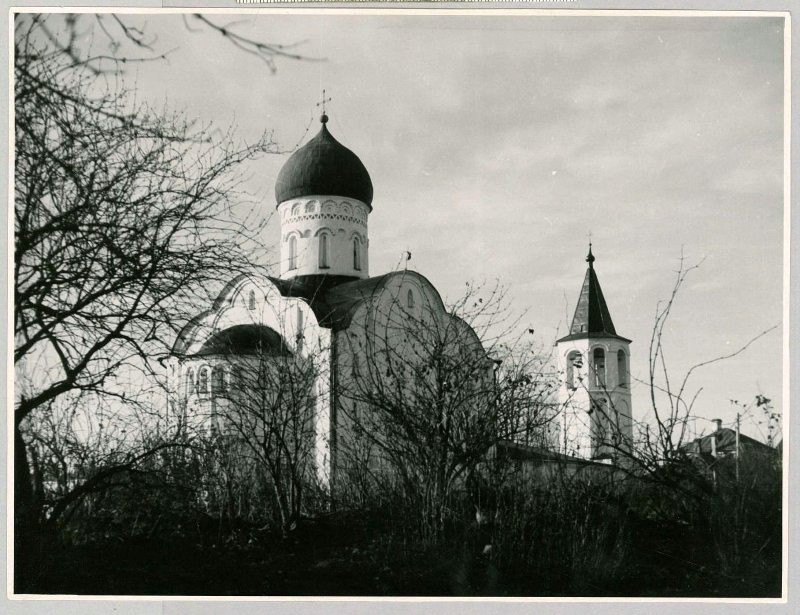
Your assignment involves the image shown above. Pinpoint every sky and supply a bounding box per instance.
[82,11,784,442]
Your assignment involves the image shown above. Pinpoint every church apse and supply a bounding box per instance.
[167,275,334,488]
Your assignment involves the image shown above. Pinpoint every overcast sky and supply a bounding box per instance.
[99,11,784,441]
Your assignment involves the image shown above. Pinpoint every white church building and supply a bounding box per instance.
[166,113,493,491]
[165,111,634,492]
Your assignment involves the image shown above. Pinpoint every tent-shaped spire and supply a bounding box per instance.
[557,245,630,343]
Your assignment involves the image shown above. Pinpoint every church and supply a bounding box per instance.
[165,110,634,492]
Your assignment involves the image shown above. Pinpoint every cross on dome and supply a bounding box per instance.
[274,101,374,207]
[316,89,333,124]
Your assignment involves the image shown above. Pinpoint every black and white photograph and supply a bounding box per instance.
[7,6,790,601]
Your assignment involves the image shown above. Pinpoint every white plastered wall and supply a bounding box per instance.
[332,271,491,488]
[278,196,370,279]
[167,275,334,487]
[556,337,633,460]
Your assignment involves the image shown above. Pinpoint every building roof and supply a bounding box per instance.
[172,270,451,357]
[322,273,402,329]
[268,271,440,330]
[274,117,374,208]
[265,273,380,329]
[557,245,630,344]
[195,324,292,357]
[683,427,776,459]
[494,440,598,465]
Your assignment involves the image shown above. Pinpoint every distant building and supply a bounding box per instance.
[683,424,779,467]
[555,247,634,462]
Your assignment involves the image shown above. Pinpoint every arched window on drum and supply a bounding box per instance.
[319,232,330,269]
[353,236,362,271]
[197,366,210,396]
[288,235,297,270]
[212,366,227,395]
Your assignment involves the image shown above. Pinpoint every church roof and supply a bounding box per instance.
[268,272,399,329]
[322,273,398,328]
[268,270,447,330]
[171,270,452,358]
[557,246,630,344]
[274,117,374,208]
[195,324,292,357]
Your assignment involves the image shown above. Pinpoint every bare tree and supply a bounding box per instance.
[334,279,557,537]
[567,254,779,507]
[15,13,311,77]
[13,13,284,554]
[206,339,319,536]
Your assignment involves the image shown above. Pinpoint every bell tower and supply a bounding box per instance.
[556,245,633,461]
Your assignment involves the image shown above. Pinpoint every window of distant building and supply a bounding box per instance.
[617,349,628,388]
[296,306,305,353]
[210,414,223,437]
[566,351,582,390]
[198,367,209,395]
[186,368,195,396]
[592,347,606,387]
[590,397,611,458]
[289,235,297,269]
[288,235,297,270]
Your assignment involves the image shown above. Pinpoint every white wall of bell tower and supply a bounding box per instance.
[556,336,633,461]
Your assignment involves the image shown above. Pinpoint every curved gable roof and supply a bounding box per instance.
[322,270,447,330]
[172,273,299,356]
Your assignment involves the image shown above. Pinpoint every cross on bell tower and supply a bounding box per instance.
[316,89,332,124]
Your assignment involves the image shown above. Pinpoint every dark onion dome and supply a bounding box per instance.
[196,324,292,357]
[275,117,374,208]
